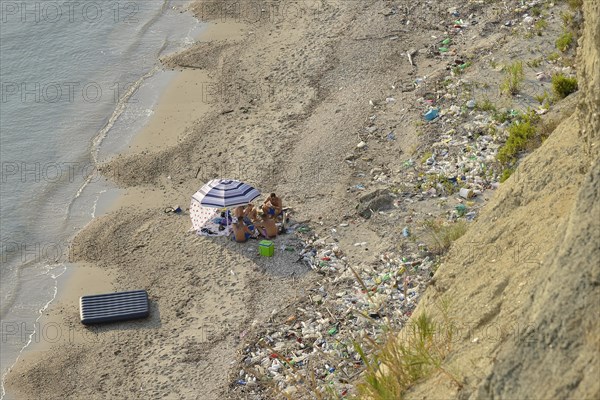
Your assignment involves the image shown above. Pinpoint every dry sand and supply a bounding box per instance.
[4,0,597,399]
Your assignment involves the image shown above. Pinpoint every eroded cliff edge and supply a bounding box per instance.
[406,2,599,399]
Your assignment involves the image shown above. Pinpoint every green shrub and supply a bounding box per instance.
[500,168,514,183]
[527,57,543,68]
[561,11,575,27]
[421,151,433,164]
[496,111,560,168]
[476,97,497,112]
[497,112,539,164]
[534,91,551,105]
[500,61,525,96]
[492,109,520,124]
[423,220,468,255]
[552,74,578,98]
[547,52,561,62]
[354,310,461,400]
[556,31,574,52]
[567,0,583,10]
[534,19,547,35]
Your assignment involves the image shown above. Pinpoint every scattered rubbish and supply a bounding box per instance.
[164,205,182,214]
[466,211,478,221]
[234,230,434,397]
[406,48,416,66]
[229,6,533,395]
[536,71,551,81]
[455,204,468,217]
[424,108,439,121]
[459,62,471,70]
[459,188,475,199]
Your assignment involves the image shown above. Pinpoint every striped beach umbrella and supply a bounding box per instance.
[191,179,261,208]
[190,179,261,236]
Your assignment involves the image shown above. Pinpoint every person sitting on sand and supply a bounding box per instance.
[262,193,283,217]
[244,203,258,223]
[234,205,245,219]
[231,219,254,243]
[254,214,278,239]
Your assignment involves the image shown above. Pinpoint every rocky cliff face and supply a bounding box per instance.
[407,2,600,399]
[577,0,599,161]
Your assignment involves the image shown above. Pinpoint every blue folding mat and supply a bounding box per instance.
[80,290,149,325]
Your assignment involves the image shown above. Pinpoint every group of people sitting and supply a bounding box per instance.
[231,193,283,243]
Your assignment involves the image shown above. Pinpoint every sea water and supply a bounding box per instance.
[0,1,201,395]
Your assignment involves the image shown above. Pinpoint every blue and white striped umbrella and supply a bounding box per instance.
[191,179,261,209]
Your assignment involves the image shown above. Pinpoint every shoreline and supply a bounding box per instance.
[1,14,247,400]
[0,264,113,400]
[108,20,248,210]
[3,7,311,396]
[125,20,246,155]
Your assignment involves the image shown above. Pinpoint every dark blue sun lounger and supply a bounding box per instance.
[80,290,149,325]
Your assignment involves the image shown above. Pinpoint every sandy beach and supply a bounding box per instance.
[1,1,448,394]
[4,7,322,399]
[4,0,598,399]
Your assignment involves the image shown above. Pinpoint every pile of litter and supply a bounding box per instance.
[230,226,435,398]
